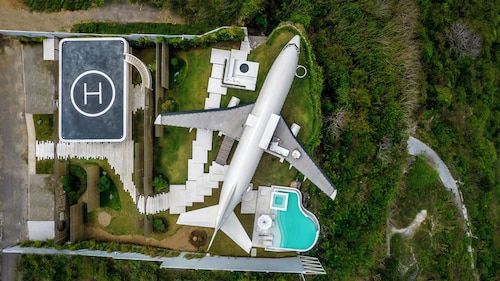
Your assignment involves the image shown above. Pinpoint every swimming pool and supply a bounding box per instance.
[271,188,319,252]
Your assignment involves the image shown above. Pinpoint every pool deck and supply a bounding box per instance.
[251,186,276,249]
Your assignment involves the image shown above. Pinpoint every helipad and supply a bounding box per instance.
[59,38,129,142]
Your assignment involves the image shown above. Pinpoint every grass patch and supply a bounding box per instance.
[36,159,53,174]
[155,47,212,184]
[155,127,195,184]
[132,47,156,84]
[72,159,142,236]
[386,157,475,280]
[33,114,53,141]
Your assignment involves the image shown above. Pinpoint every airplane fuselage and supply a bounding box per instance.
[215,36,301,230]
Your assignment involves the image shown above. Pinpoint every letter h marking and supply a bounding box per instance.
[83,82,102,105]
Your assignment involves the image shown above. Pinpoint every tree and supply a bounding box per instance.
[98,175,111,192]
[152,175,169,193]
[152,217,167,233]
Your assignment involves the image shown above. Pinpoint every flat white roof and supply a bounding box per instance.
[27,221,55,241]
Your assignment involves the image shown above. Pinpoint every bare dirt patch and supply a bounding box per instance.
[85,225,202,252]
[97,211,111,227]
[0,0,183,31]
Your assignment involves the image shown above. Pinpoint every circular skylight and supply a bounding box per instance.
[239,63,249,73]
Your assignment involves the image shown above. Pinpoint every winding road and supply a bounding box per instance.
[407,136,476,274]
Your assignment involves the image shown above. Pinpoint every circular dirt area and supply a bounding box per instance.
[189,230,207,248]
[98,211,112,227]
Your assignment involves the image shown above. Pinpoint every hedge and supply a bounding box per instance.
[160,27,245,50]
[19,240,180,258]
[24,0,103,12]
[71,22,214,35]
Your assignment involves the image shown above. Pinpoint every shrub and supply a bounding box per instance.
[71,22,214,35]
[61,165,87,205]
[152,217,167,233]
[161,27,245,50]
[159,98,178,113]
[24,0,103,12]
[152,175,169,193]
[99,172,121,211]
[98,175,111,192]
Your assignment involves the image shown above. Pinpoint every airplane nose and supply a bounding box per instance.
[289,35,301,48]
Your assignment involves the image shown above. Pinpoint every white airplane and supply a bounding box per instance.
[155,35,337,253]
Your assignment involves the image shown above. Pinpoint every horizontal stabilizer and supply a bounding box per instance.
[220,212,253,254]
[177,205,219,228]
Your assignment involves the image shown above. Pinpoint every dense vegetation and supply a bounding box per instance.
[414,1,499,279]
[20,0,497,279]
[24,0,103,12]
[19,253,296,281]
[72,22,214,35]
[383,157,474,279]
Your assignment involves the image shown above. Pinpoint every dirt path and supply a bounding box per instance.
[0,0,183,32]
[85,225,199,252]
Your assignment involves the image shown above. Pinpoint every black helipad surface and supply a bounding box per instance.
[59,38,128,141]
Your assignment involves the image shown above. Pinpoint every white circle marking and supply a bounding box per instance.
[295,65,307,79]
[70,70,116,117]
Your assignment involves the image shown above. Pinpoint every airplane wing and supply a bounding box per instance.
[154,104,254,140]
[266,118,337,200]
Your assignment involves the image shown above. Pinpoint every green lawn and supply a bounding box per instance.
[36,159,53,174]
[155,127,195,184]
[33,114,54,141]
[155,47,213,184]
[73,159,143,236]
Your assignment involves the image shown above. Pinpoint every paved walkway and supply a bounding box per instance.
[0,38,28,280]
[0,39,29,248]
[0,1,182,31]
[407,136,476,272]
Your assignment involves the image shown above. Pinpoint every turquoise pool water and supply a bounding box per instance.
[275,190,318,251]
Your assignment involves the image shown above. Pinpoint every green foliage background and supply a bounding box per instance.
[18,0,498,280]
